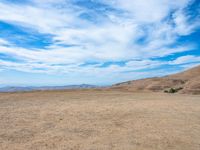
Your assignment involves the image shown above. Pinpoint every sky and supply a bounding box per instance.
[0,0,200,87]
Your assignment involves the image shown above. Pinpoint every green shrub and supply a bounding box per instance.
[164,87,183,93]
[169,88,176,93]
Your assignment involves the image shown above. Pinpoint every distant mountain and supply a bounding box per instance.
[2,65,200,94]
[0,84,98,92]
[112,65,200,94]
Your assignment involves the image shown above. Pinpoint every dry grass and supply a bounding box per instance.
[0,89,200,150]
[112,65,200,94]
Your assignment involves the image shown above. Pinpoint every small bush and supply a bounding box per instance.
[164,87,183,93]
[169,88,176,93]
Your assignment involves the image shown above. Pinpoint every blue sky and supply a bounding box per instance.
[0,0,200,87]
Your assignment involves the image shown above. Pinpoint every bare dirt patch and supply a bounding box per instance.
[0,89,200,150]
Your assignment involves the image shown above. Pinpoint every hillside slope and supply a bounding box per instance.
[112,65,200,94]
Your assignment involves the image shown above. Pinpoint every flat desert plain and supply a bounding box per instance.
[0,89,200,150]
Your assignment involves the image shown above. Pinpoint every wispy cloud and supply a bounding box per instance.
[0,0,199,85]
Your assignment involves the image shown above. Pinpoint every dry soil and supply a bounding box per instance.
[0,89,200,150]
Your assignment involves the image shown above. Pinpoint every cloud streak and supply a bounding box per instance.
[0,0,199,85]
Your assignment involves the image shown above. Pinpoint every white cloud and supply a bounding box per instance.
[0,38,10,45]
[0,0,199,84]
[103,0,191,23]
[173,10,200,36]
[170,55,200,65]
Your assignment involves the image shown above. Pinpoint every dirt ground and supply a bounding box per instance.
[0,89,200,150]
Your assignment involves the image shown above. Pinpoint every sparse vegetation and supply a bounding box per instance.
[164,87,183,93]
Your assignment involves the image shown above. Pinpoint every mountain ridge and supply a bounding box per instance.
[0,84,98,92]
[112,65,200,94]
[1,65,200,94]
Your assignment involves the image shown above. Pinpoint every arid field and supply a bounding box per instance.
[0,89,200,150]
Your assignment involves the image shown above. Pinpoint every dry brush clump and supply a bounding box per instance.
[164,87,183,93]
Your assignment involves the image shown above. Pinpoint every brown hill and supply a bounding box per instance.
[112,65,200,94]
